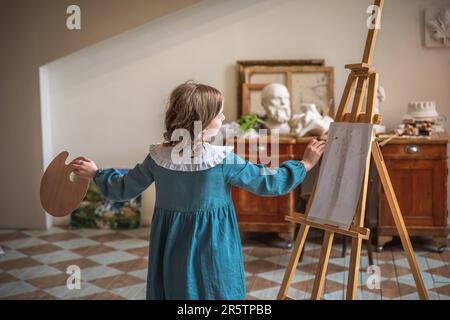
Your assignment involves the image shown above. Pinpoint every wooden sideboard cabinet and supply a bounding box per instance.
[230,133,449,252]
[377,133,449,252]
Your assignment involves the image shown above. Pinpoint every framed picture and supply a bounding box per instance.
[425,6,450,48]
[237,60,335,119]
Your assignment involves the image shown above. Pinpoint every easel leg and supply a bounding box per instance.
[346,130,372,300]
[311,231,334,300]
[277,224,310,300]
[371,141,429,300]
[341,236,347,258]
[366,239,374,266]
[346,237,362,299]
[335,74,357,121]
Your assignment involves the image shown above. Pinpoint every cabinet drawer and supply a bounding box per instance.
[381,144,446,160]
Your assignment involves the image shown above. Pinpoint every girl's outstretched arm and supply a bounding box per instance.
[222,152,307,196]
[222,139,325,196]
[71,153,154,201]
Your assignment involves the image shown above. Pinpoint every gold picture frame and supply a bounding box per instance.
[237,60,335,119]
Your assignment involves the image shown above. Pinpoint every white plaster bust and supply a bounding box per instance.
[289,103,333,137]
[261,83,292,135]
[375,85,386,134]
[376,85,385,114]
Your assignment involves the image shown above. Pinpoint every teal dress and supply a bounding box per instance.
[93,144,307,300]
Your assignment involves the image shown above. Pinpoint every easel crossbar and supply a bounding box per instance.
[286,214,370,240]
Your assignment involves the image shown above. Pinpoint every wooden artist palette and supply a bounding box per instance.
[40,151,89,217]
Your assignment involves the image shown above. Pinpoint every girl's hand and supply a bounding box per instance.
[301,139,326,172]
[69,156,98,180]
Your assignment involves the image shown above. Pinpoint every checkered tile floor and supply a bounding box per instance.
[0,227,449,300]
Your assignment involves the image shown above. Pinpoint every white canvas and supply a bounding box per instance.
[307,122,374,229]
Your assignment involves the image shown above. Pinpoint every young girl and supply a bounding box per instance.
[70,81,325,300]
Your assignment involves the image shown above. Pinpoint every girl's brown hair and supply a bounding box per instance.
[163,80,224,146]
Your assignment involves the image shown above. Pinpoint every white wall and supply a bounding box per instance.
[42,0,450,227]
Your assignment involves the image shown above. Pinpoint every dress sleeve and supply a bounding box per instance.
[222,152,307,196]
[93,153,154,201]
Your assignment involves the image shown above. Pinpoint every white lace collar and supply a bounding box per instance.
[149,142,234,172]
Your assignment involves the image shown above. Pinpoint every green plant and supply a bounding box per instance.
[237,114,263,132]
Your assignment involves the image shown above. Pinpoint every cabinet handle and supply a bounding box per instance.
[405,145,419,154]
[249,144,266,154]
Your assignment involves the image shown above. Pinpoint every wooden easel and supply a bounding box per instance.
[277,0,429,300]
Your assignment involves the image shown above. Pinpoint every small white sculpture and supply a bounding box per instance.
[374,85,386,134]
[376,85,385,113]
[289,103,333,137]
[261,83,291,135]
